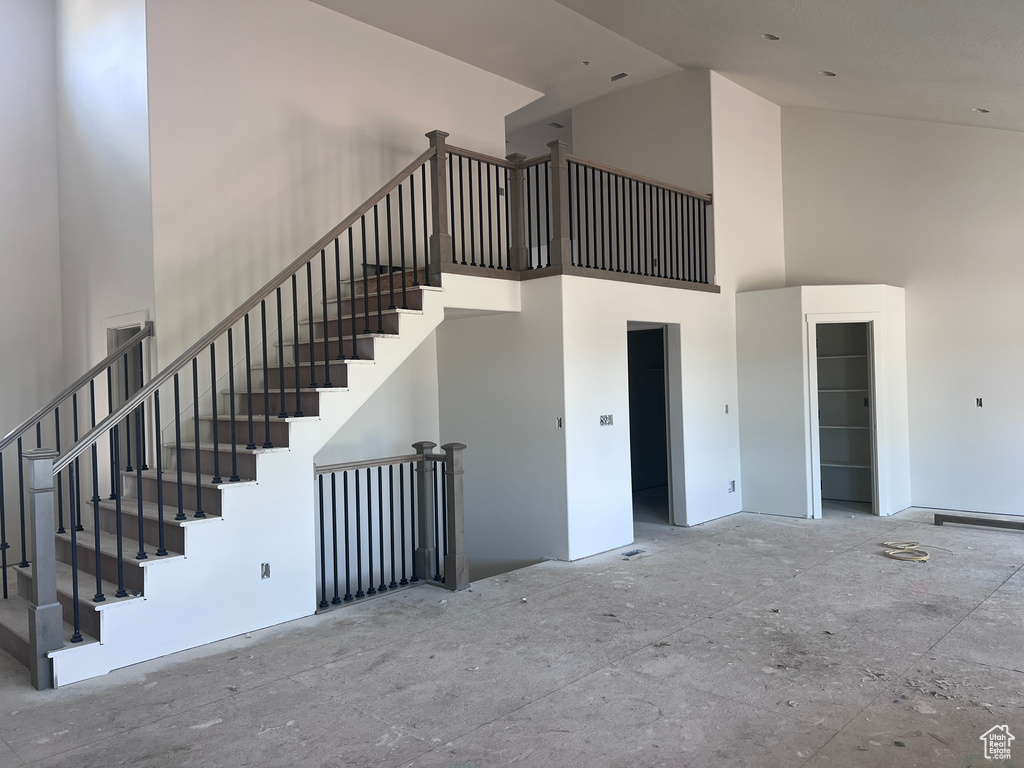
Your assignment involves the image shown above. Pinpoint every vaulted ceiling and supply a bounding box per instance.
[313,0,1024,133]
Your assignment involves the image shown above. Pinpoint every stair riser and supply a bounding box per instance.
[312,312,402,340]
[269,362,349,390]
[239,390,320,417]
[285,335,376,363]
[210,418,290,448]
[55,537,144,594]
[123,475,223,517]
[18,570,101,639]
[0,616,30,668]
[94,504,185,554]
[337,289,424,316]
[176,446,258,480]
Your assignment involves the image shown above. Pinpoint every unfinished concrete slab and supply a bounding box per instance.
[0,506,1021,767]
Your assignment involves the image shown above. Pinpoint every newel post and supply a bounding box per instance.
[412,441,438,582]
[25,449,63,690]
[546,140,571,268]
[441,443,469,591]
[425,131,452,286]
[505,153,529,271]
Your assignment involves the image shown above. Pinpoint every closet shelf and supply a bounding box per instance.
[817,354,868,360]
[821,461,871,469]
[819,424,870,430]
[819,388,869,393]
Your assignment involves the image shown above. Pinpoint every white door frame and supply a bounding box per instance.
[805,312,888,519]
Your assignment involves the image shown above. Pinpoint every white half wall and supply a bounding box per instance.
[55,0,155,378]
[0,0,64,435]
[782,108,1024,515]
[145,0,539,367]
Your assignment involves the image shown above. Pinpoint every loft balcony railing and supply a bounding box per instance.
[4,128,714,689]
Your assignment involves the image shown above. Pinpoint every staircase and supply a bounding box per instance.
[0,281,444,686]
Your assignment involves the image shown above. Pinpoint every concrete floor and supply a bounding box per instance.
[1,506,1022,767]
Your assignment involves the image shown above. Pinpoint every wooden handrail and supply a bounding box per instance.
[565,154,712,202]
[315,452,446,475]
[446,145,514,169]
[54,147,436,474]
[0,322,153,453]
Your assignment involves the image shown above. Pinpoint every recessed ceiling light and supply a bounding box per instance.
[761,33,780,41]
[819,71,837,77]
[547,122,565,129]
[610,72,629,82]
[972,107,991,113]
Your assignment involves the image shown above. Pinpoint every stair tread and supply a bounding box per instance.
[56,527,184,564]
[175,442,288,454]
[204,414,318,424]
[274,331,398,347]
[316,307,423,322]
[0,592,98,655]
[20,558,140,609]
[92,497,208,526]
[251,359,371,371]
[238,387,347,395]
[133,468,257,488]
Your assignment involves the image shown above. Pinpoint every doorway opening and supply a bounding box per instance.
[815,322,875,516]
[627,327,670,525]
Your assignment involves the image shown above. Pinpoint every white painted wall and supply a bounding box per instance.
[314,333,440,465]
[0,0,65,436]
[55,0,155,379]
[436,278,569,566]
[572,70,713,195]
[144,0,538,367]
[782,108,1024,516]
[737,284,911,519]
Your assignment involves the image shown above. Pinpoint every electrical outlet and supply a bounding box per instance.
[725,404,729,414]
[728,480,736,493]
[261,562,271,580]
[600,414,613,426]
[556,417,563,429]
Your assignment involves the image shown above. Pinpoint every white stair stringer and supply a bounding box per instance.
[47,288,447,687]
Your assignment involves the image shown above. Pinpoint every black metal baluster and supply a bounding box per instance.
[191,359,205,518]
[107,367,116,499]
[55,406,65,533]
[330,473,341,605]
[210,344,221,484]
[154,390,167,556]
[174,373,185,523]
[261,301,275,444]
[628,179,635,274]
[306,261,318,388]
[388,464,397,589]
[373,207,383,333]
[123,354,134,473]
[348,230,359,360]
[90,436,105,601]
[467,158,475,265]
[77,391,87,531]
[409,461,418,583]
[441,461,449,561]
[377,466,386,593]
[318,474,328,609]
[537,163,545,266]
[319,254,331,386]
[702,199,709,283]
[354,469,363,598]
[398,185,408,309]
[420,164,429,278]
[291,275,303,416]
[458,156,467,265]
[385,195,396,309]
[35,422,40,449]
[244,315,256,449]
[599,170,607,271]
[0,455,8,598]
[525,165,533,267]
[486,162,494,268]
[138,342,148,471]
[334,240,345,360]
[67,462,83,642]
[478,160,486,266]
[365,467,375,596]
[227,329,240,482]
[502,167,510,269]
[615,175,623,272]
[582,166,591,268]
[16,438,27,567]
[448,153,457,263]
[567,161,575,266]
[360,218,370,336]
[432,461,441,581]
[410,175,420,284]
[112,424,127,597]
[399,463,408,585]
[342,471,352,601]
[134,407,147,560]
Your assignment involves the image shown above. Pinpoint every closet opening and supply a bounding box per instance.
[628,326,671,526]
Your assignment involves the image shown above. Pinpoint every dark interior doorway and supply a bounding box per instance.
[627,327,670,524]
